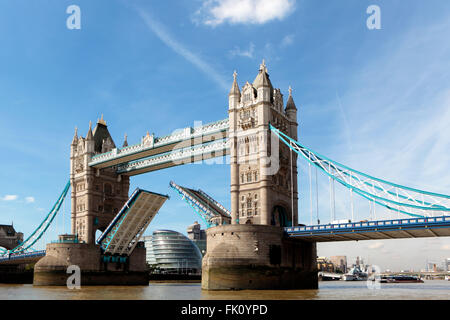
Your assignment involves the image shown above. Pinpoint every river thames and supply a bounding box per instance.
[0,280,449,300]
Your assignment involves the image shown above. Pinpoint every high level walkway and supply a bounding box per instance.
[89,119,230,175]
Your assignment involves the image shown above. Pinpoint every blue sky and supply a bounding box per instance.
[0,0,449,271]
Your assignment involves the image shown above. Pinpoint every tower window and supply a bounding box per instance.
[104,183,113,196]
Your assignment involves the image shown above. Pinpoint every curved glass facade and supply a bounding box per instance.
[143,235,157,265]
[144,230,202,274]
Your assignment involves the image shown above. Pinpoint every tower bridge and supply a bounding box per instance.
[1,61,449,289]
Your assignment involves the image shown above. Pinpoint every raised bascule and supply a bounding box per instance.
[1,61,450,289]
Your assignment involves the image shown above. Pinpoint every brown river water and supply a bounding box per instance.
[0,280,449,300]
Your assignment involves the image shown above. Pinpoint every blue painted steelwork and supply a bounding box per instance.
[285,216,450,240]
[3,181,70,256]
[198,189,232,217]
[170,181,215,227]
[170,181,231,228]
[269,124,450,218]
[0,250,46,263]
[97,188,142,248]
[90,118,229,166]
[116,138,229,174]
[97,187,168,254]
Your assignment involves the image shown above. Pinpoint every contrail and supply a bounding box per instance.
[136,7,229,91]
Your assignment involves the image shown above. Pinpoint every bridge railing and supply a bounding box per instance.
[285,216,450,233]
[0,250,46,262]
[116,138,229,174]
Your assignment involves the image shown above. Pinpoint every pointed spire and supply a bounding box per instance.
[260,59,268,73]
[229,70,241,96]
[86,121,93,140]
[123,134,128,147]
[71,127,78,145]
[285,86,297,111]
[253,59,272,89]
[97,114,106,126]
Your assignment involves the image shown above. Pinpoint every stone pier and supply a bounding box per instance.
[33,241,148,286]
[202,224,318,290]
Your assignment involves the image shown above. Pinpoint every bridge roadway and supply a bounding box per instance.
[285,216,450,242]
[2,216,449,265]
[0,251,46,265]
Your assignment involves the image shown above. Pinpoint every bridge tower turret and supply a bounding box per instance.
[69,116,130,244]
[228,61,299,227]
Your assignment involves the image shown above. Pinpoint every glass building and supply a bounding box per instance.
[143,230,202,274]
[143,235,157,266]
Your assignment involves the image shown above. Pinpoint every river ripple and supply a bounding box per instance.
[0,280,449,300]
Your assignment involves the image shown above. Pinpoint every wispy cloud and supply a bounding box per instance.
[1,195,18,201]
[25,196,35,203]
[196,0,296,26]
[136,8,229,91]
[229,42,255,58]
[281,34,294,47]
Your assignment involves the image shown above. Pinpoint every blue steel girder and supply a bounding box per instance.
[198,189,232,217]
[98,188,168,256]
[285,216,450,242]
[169,181,225,228]
[115,138,230,176]
[0,250,46,264]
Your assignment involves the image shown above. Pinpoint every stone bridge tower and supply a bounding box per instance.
[203,65,317,290]
[229,61,299,227]
[70,116,130,244]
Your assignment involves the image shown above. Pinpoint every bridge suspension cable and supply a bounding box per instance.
[6,181,70,255]
[315,166,320,224]
[269,124,450,218]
